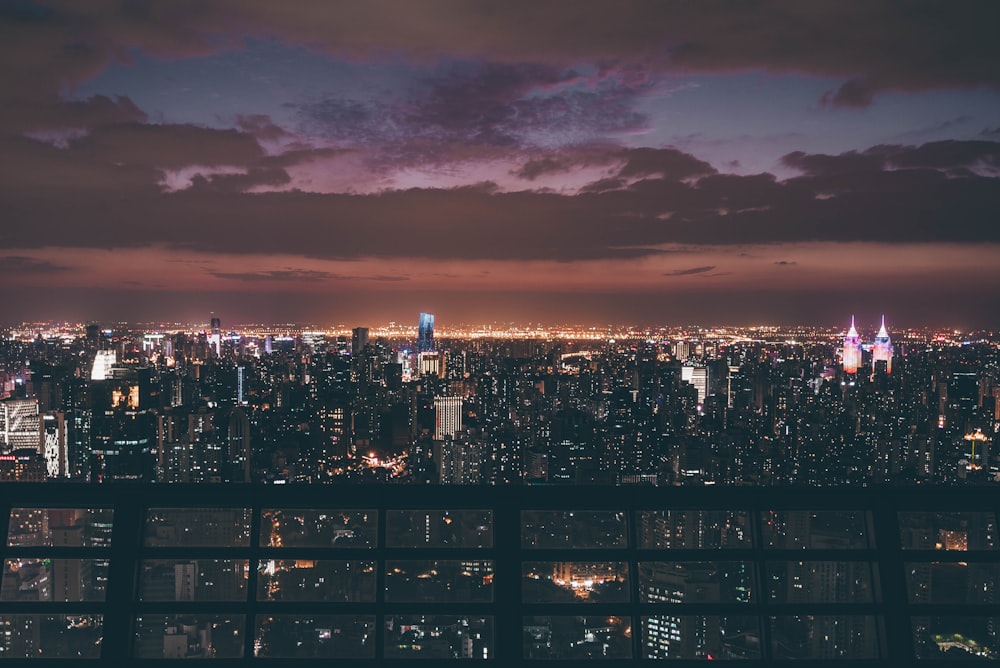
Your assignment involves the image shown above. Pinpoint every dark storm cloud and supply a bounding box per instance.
[3,136,998,261]
[664,266,715,276]
[297,62,650,163]
[774,260,796,266]
[513,146,715,181]
[0,255,71,272]
[6,0,992,136]
[209,269,408,283]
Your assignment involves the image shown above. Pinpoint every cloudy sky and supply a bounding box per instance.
[2,1,999,328]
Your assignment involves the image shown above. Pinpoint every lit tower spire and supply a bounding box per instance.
[872,314,893,373]
[843,315,862,374]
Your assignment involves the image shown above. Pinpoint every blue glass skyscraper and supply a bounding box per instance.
[418,312,435,353]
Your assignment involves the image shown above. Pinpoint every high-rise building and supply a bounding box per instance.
[417,313,435,353]
[0,399,40,452]
[872,315,893,373]
[843,316,861,375]
[434,395,462,441]
[351,327,369,357]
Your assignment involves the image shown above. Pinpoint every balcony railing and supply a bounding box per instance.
[0,484,997,666]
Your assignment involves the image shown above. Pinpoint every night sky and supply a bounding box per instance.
[2,2,999,328]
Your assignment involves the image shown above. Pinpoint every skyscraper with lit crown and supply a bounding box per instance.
[843,316,862,374]
[872,315,893,373]
[417,312,435,353]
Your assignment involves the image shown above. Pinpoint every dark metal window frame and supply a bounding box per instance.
[0,484,997,666]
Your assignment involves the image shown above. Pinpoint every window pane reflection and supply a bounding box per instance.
[912,616,1000,659]
[255,615,375,658]
[642,615,760,659]
[144,508,250,547]
[761,511,871,549]
[523,615,632,659]
[523,562,629,603]
[0,614,102,658]
[385,615,492,659]
[256,560,375,602]
[7,508,113,547]
[385,560,493,602]
[770,615,880,659]
[906,563,1000,604]
[139,560,248,601]
[899,512,996,550]
[1,558,108,602]
[134,615,245,659]
[637,510,751,549]
[522,511,627,549]
[260,509,376,548]
[767,561,873,603]
[639,562,753,604]
[386,510,492,548]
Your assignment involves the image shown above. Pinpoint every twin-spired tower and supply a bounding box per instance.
[843,316,893,374]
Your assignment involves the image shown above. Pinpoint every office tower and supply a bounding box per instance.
[843,316,861,375]
[434,395,463,440]
[872,315,893,373]
[681,365,708,404]
[0,398,40,452]
[418,312,435,353]
[208,315,222,357]
[90,350,117,381]
[351,327,369,357]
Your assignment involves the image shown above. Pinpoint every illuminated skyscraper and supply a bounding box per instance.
[872,315,893,373]
[417,312,435,353]
[843,316,862,375]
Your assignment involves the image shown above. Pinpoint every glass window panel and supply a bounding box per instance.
[260,509,376,548]
[144,508,250,547]
[0,614,102,658]
[386,510,492,548]
[639,562,753,604]
[523,562,629,603]
[256,560,375,602]
[642,615,761,659]
[1,558,108,602]
[761,511,871,549]
[912,616,1000,660]
[899,512,996,550]
[134,615,245,659]
[770,615,881,659]
[767,561,873,603]
[523,615,632,659]
[385,560,493,602]
[906,563,1000,604]
[384,615,493,659]
[7,508,113,547]
[254,615,375,659]
[139,559,248,601]
[637,510,752,549]
[522,511,627,549]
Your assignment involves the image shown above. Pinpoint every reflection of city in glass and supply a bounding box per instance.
[761,510,871,549]
[260,509,376,548]
[134,614,245,658]
[255,615,375,658]
[2,558,108,602]
[912,616,1000,660]
[524,615,631,659]
[767,561,873,603]
[144,508,251,547]
[643,615,760,660]
[257,560,375,602]
[139,559,247,601]
[7,508,113,547]
[386,510,492,548]
[385,615,491,659]
[638,510,752,549]
[523,561,629,603]
[522,511,627,548]
[898,511,996,550]
[0,615,103,658]
[385,560,494,602]
[770,615,880,659]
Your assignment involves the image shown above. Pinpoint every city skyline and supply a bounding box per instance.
[2,2,999,326]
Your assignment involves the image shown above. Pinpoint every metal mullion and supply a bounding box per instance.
[374,497,387,662]
[751,502,771,661]
[105,492,145,664]
[494,487,521,663]
[242,503,262,664]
